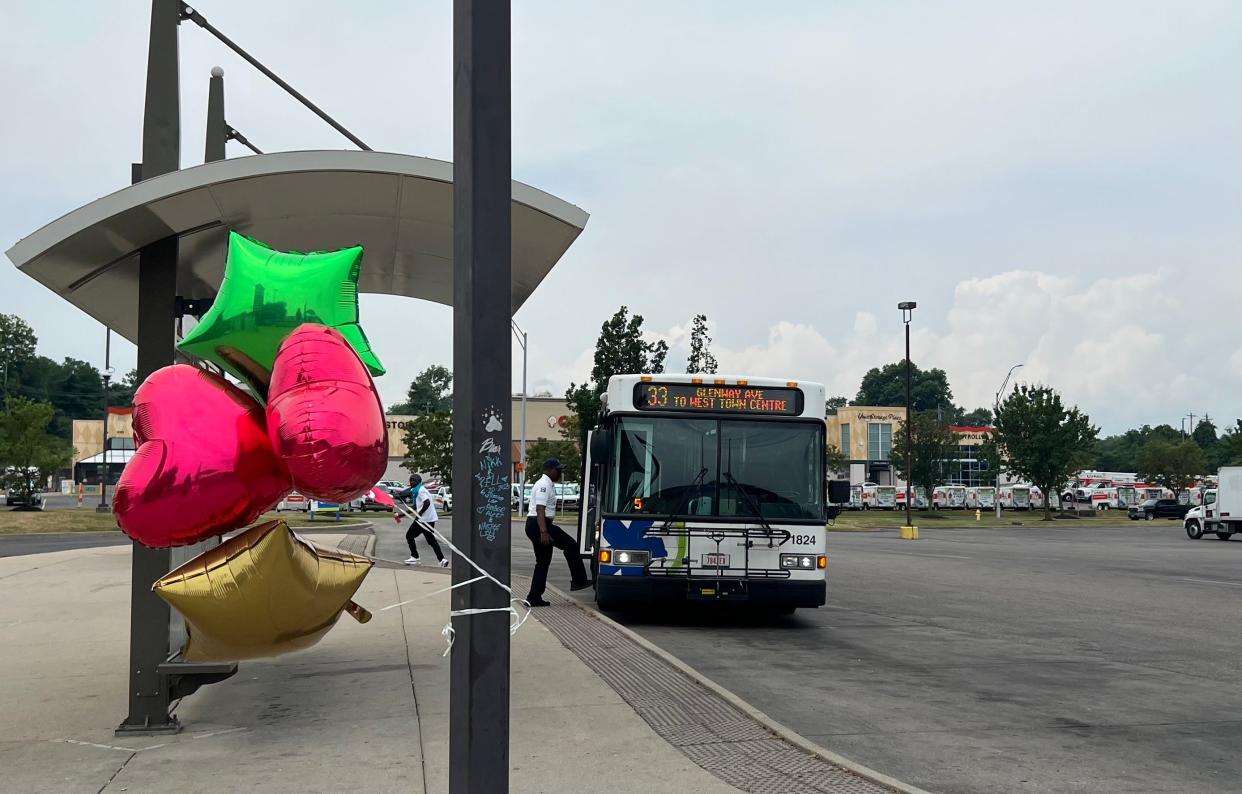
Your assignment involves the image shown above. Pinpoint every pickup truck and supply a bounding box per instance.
[1128,498,1191,521]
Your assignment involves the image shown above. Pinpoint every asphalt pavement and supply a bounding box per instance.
[606,524,1242,794]
[15,509,1238,792]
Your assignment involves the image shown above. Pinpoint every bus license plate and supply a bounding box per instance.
[701,553,730,568]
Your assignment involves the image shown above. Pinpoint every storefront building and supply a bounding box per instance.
[825,406,994,487]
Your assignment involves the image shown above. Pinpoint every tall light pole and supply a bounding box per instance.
[898,302,916,532]
[97,328,114,513]
[994,363,1023,518]
[511,319,528,512]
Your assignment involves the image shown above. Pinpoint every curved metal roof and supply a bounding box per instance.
[5,150,589,343]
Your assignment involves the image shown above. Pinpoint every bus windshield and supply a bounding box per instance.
[606,416,824,521]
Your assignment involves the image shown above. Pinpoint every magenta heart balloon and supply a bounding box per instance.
[114,365,292,548]
[266,324,388,503]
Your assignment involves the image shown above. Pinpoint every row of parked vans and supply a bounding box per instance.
[842,483,1047,511]
[1060,480,1217,510]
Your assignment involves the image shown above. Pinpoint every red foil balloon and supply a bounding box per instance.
[114,365,291,548]
[267,324,388,503]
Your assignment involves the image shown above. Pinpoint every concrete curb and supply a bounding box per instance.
[546,582,934,794]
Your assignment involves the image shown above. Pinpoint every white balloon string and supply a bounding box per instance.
[377,500,531,656]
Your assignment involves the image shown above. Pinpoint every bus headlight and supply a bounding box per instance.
[780,554,817,570]
[613,550,650,566]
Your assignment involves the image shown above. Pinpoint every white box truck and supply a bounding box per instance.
[1184,467,1242,541]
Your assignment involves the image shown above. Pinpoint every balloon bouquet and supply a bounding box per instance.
[113,232,391,662]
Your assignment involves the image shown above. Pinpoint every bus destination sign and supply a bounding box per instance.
[634,382,802,416]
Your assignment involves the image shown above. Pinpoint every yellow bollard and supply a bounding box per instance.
[975,508,981,522]
[900,525,919,540]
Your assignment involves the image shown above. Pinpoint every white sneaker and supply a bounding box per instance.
[438,559,450,568]
[404,557,421,566]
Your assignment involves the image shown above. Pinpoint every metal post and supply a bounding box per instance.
[904,322,913,529]
[512,320,527,513]
[118,0,181,736]
[994,363,1023,518]
[98,327,113,511]
[450,2,512,792]
[898,302,916,528]
[205,66,226,162]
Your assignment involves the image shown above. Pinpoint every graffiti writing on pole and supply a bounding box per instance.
[475,410,507,542]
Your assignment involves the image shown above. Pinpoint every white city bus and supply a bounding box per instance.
[577,375,836,613]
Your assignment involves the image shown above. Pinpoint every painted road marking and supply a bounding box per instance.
[884,550,972,559]
[1181,577,1242,587]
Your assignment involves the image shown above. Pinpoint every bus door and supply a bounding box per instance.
[578,430,599,558]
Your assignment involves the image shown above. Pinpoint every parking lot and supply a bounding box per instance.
[606,524,1242,793]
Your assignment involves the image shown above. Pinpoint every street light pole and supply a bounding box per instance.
[994,363,1024,518]
[98,328,114,512]
[511,319,528,512]
[898,302,916,531]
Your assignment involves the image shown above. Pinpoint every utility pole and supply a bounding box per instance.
[450,2,512,792]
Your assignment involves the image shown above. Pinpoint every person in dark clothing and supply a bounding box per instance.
[396,474,447,567]
[524,458,591,606]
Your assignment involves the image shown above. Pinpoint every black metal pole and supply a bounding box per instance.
[205,66,226,162]
[450,2,512,792]
[904,321,913,529]
[98,328,111,511]
[118,0,180,736]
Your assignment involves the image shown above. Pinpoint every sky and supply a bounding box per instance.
[1,1,1238,435]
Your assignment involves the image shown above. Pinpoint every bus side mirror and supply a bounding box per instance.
[589,428,610,465]
[827,480,851,504]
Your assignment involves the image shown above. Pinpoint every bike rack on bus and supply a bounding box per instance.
[642,524,793,600]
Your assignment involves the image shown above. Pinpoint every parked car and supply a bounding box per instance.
[358,484,396,512]
[555,482,580,511]
[4,492,43,508]
[1128,498,1191,521]
[433,485,453,514]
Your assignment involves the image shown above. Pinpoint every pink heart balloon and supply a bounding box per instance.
[267,324,388,503]
[114,365,292,548]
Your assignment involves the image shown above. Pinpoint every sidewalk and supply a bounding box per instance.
[0,535,739,794]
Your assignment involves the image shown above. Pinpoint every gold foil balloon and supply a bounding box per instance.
[154,520,373,662]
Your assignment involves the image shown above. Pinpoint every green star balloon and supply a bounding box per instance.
[179,232,385,397]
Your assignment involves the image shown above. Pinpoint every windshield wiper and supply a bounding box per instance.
[658,467,709,538]
[723,470,782,548]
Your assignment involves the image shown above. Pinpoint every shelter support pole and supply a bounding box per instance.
[118,0,181,736]
[450,2,513,792]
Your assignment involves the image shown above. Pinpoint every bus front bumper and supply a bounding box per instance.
[595,576,825,608]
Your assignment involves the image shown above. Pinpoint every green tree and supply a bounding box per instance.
[853,360,954,412]
[992,384,1098,520]
[400,366,454,483]
[1095,424,1184,472]
[525,437,581,482]
[108,369,141,408]
[1212,420,1242,471]
[401,414,453,484]
[565,306,668,447]
[0,314,37,401]
[1137,440,1207,498]
[957,407,993,427]
[1192,418,1218,450]
[388,365,453,415]
[686,314,718,374]
[890,412,958,501]
[0,398,73,508]
[825,396,848,413]
[825,443,847,476]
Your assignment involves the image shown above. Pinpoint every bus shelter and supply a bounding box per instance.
[5,148,588,731]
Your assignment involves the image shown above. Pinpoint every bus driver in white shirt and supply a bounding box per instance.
[524,458,591,607]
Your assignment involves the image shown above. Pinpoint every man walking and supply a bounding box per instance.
[525,458,591,606]
[398,474,448,567]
